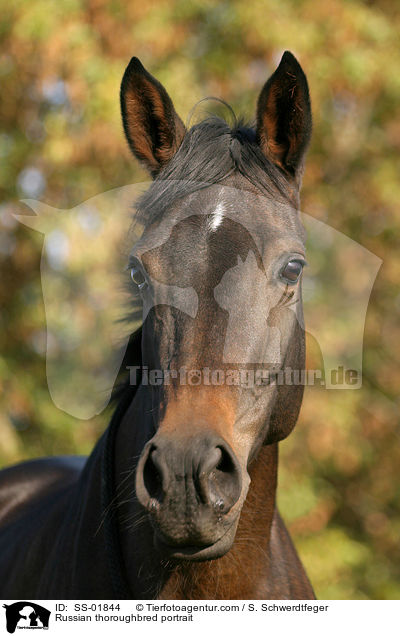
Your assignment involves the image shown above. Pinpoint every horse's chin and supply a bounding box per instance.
[153,523,237,562]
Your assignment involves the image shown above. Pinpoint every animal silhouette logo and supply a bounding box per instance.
[2,602,50,633]
[16,183,382,415]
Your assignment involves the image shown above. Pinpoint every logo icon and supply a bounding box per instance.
[16,182,382,417]
[3,603,50,633]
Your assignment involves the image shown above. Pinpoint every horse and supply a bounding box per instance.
[0,51,314,599]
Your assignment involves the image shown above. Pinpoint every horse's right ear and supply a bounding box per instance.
[120,58,186,177]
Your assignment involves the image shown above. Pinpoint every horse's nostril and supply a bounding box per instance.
[198,443,242,513]
[143,448,164,504]
[215,445,235,473]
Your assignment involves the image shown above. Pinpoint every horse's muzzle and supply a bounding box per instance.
[135,432,243,559]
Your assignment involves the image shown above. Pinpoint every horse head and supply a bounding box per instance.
[120,52,311,561]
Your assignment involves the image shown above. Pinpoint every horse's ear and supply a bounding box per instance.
[120,57,186,177]
[256,51,311,179]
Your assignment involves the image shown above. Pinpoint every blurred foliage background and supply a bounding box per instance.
[1,0,400,599]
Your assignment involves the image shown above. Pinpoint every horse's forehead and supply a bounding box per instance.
[203,184,303,237]
[183,183,293,218]
[136,184,303,257]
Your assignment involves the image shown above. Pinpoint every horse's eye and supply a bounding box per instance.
[280,259,305,284]
[130,264,147,290]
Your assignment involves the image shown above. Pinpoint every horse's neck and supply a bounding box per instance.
[158,444,279,599]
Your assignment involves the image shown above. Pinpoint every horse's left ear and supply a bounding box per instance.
[120,57,186,177]
[256,51,312,180]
